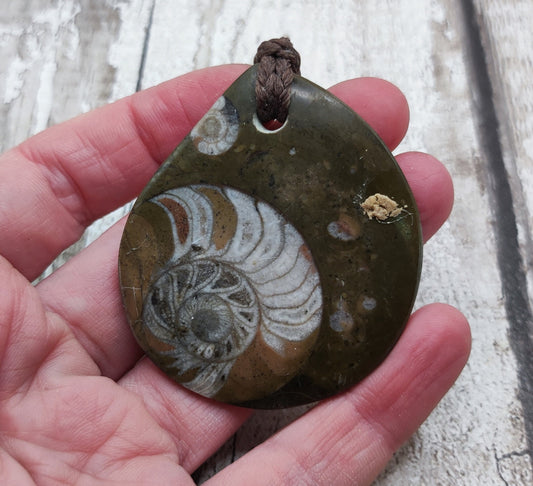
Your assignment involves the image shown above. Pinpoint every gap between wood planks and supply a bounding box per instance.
[136,0,156,92]
[461,0,533,468]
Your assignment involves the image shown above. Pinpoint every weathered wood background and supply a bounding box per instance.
[1,0,532,484]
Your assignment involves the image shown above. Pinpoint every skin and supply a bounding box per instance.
[0,64,471,485]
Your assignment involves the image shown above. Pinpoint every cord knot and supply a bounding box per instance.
[254,37,301,125]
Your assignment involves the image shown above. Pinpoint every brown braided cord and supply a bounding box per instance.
[254,37,301,124]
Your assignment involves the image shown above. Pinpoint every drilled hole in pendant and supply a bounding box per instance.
[253,113,288,133]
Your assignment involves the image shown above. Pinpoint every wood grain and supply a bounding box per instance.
[1,0,531,484]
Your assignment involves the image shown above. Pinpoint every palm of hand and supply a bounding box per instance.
[1,253,202,483]
[0,65,470,485]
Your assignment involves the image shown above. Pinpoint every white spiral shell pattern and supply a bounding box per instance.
[190,97,239,155]
[142,185,323,398]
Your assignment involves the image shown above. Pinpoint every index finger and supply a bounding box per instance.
[0,65,409,280]
[0,65,246,281]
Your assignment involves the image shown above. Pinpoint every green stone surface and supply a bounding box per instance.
[118,65,422,409]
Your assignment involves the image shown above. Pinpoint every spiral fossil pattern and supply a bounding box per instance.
[142,185,323,398]
[190,96,239,155]
[119,66,422,407]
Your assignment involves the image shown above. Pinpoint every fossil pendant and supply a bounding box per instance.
[118,65,422,408]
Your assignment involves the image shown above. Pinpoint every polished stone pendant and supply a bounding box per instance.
[118,65,422,408]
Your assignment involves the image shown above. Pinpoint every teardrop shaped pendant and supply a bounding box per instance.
[119,55,422,409]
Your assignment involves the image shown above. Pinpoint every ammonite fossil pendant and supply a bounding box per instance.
[118,65,422,408]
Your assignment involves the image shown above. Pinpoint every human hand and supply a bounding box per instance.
[0,65,470,485]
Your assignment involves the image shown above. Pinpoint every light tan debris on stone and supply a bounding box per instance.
[361,193,402,221]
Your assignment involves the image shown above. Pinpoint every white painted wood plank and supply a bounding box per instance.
[472,0,533,323]
[0,0,146,151]
[1,0,530,484]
